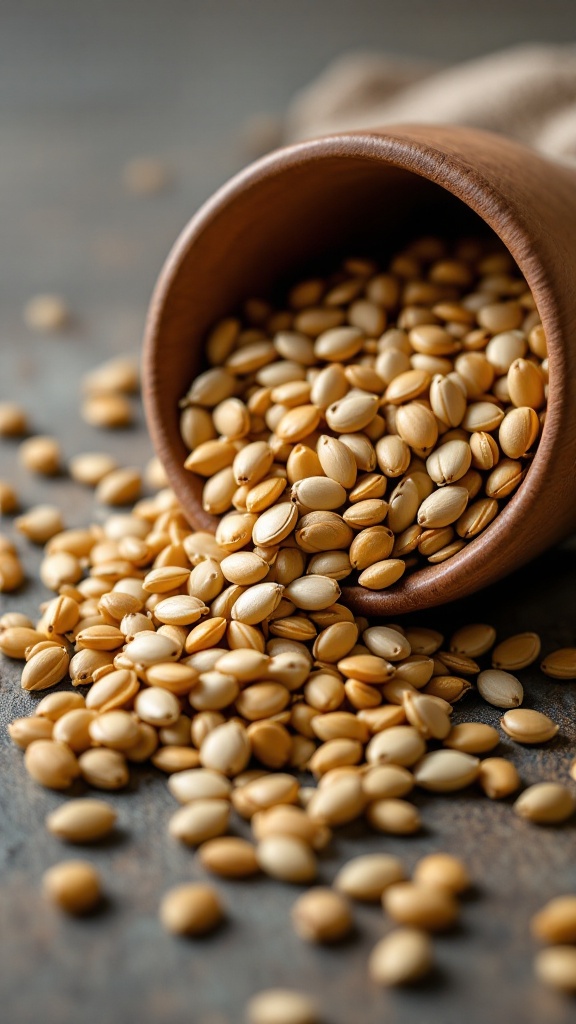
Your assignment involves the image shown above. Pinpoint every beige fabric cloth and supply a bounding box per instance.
[285,44,576,163]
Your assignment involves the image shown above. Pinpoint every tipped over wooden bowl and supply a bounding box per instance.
[142,124,576,615]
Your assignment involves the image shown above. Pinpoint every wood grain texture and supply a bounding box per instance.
[143,124,576,615]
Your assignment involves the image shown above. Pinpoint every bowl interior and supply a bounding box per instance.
[142,139,548,615]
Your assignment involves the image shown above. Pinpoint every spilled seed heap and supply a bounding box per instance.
[1,236,576,1019]
[181,237,548,588]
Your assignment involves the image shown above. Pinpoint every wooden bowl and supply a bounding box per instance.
[142,124,576,616]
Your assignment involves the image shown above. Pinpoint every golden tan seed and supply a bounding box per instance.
[500,708,559,744]
[514,783,575,824]
[485,458,524,499]
[478,757,521,799]
[532,896,576,944]
[383,881,459,931]
[488,632,541,671]
[369,928,433,987]
[498,406,539,458]
[46,798,117,842]
[396,403,438,450]
[450,622,496,656]
[316,434,357,488]
[246,989,319,1024]
[151,746,200,773]
[358,558,405,590]
[25,740,80,790]
[0,626,44,659]
[314,325,364,361]
[256,835,317,883]
[507,358,545,409]
[9,714,54,748]
[334,853,405,902]
[0,401,28,436]
[291,476,347,511]
[413,749,480,791]
[168,768,232,804]
[21,646,70,692]
[88,710,139,751]
[476,669,523,709]
[15,505,64,544]
[75,624,125,651]
[541,648,576,680]
[43,860,101,914]
[361,764,413,800]
[19,435,61,475]
[184,366,237,407]
[52,709,96,753]
[413,853,471,894]
[0,480,19,514]
[0,554,26,592]
[197,836,259,877]
[78,748,129,789]
[366,798,421,835]
[160,882,223,936]
[444,722,499,754]
[291,887,353,944]
[534,946,576,993]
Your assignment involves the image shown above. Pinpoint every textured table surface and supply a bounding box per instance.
[1,4,576,1022]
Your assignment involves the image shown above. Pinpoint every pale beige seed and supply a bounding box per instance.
[198,836,259,877]
[153,595,208,626]
[46,799,117,842]
[314,326,364,361]
[168,768,232,805]
[384,368,431,405]
[361,764,414,800]
[534,946,576,993]
[514,783,575,825]
[316,434,357,488]
[483,329,526,374]
[235,773,299,816]
[15,505,65,544]
[413,750,480,792]
[429,374,467,426]
[81,393,133,429]
[473,667,522,708]
[310,709,367,743]
[307,551,352,582]
[306,775,365,826]
[367,799,421,835]
[358,559,405,590]
[325,393,379,434]
[180,406,216,450]
[82,353,139,394]
[285,575,340,611]
[202,466,236,514]
[43,860,101,915]
[160,883,223,936]
[362,626,410,662]
[78,748,130,790]
[52,709,97,753]
[256,835,317,883]
[21,646,69,692]
[35,690,86,720]
[413,853,470,894]
[383,881,459,931]
[500,708,559,744]
[334,854,405,902]
[403,691,452,740]
[291,476,347,511]
[123,632,181,665]
[291,887,353,943]
[184,367,237,407]
[478,757,521,799]
[95,468,142,506]
[417,486,468,529]
[9,716,54,748]
[531,896,576,944]
[366,727,426,768]
[169,799,231,846]
[425,440,472,486]
[450,622,496,657]
[369,928,433,987]
[462,401,505,433]
[499,406,539,458]
[469,430,500,471]
[25,740,80,790]
[0,401,28,436]
[134,687,180,726]
[200,721,251,776]
[232,441,274,487]
[19,435,61,475]
[252,502,298,547]
[246,988,319,1024]
[541,648,576,680]
[69,649,115,685]
[231,582,285,624]
[88,710,139,751]
[310,363,349,410]
[214,648,270,682]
